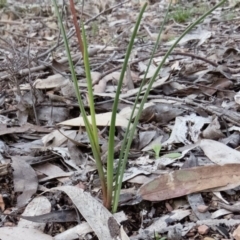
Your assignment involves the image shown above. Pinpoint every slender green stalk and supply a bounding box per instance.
[106,3,148,210]
[81,23,107,205]
[113,1,172,213]
[81,23,101,157]
[112,0,227,212]
[52,0,107,204]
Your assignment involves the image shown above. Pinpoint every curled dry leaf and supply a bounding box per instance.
[33,74,69,89]
[18,196,51,231]
[139,103,184,124]
[166,29,211,47]
[94,72,121,93]
[202,117,225,140]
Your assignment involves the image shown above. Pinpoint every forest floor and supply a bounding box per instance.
[1,0,240,239]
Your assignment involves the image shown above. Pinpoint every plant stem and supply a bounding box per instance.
[106,3,148,210]
[52,0,107,205]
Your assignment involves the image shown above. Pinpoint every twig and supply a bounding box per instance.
[153,95,240,127]
[84,0,130,25]
[38,0,130,59]
[101,50,219,78]
[218,202,240,213]
[27,39,40,125]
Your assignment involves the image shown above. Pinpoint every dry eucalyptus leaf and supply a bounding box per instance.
[46,186,129,240]
[202,117,225,140]
[19,209,78,224]
[58,112,131,128]
[33,74,69,89]
[41,129,76,148]
[36,106,69,124]
[138,164,240,201]
[200,139,240,165]
[139,103,184,124]
[54,211,127,240]
[34,163,73,183]
[18,196,51,231]
[0,227,53,240]
[12,156,38,208]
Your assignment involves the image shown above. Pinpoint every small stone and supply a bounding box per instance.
[224,214,234,220]
[197,204,209,213]
[4,222,15,227]
[198,225,209,235]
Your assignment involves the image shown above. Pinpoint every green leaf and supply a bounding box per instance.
[163,153,181,159]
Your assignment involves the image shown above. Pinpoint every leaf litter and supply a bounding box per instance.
[1,0,240,239]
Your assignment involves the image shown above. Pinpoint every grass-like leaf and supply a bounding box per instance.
[53,0,227,213]
[112,0,227,212]
[52,0,107,205]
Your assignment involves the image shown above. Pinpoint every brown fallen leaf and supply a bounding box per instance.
[138,164,240,201]
[12,156,38,207]
[45,186,129,240]
[0,123,51,136]
[33,74,69,89]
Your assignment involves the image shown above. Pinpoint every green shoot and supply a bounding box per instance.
[91,21,99,37]
[106,3,148,210]
[152,144,162,159]
[170,6,192,23]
